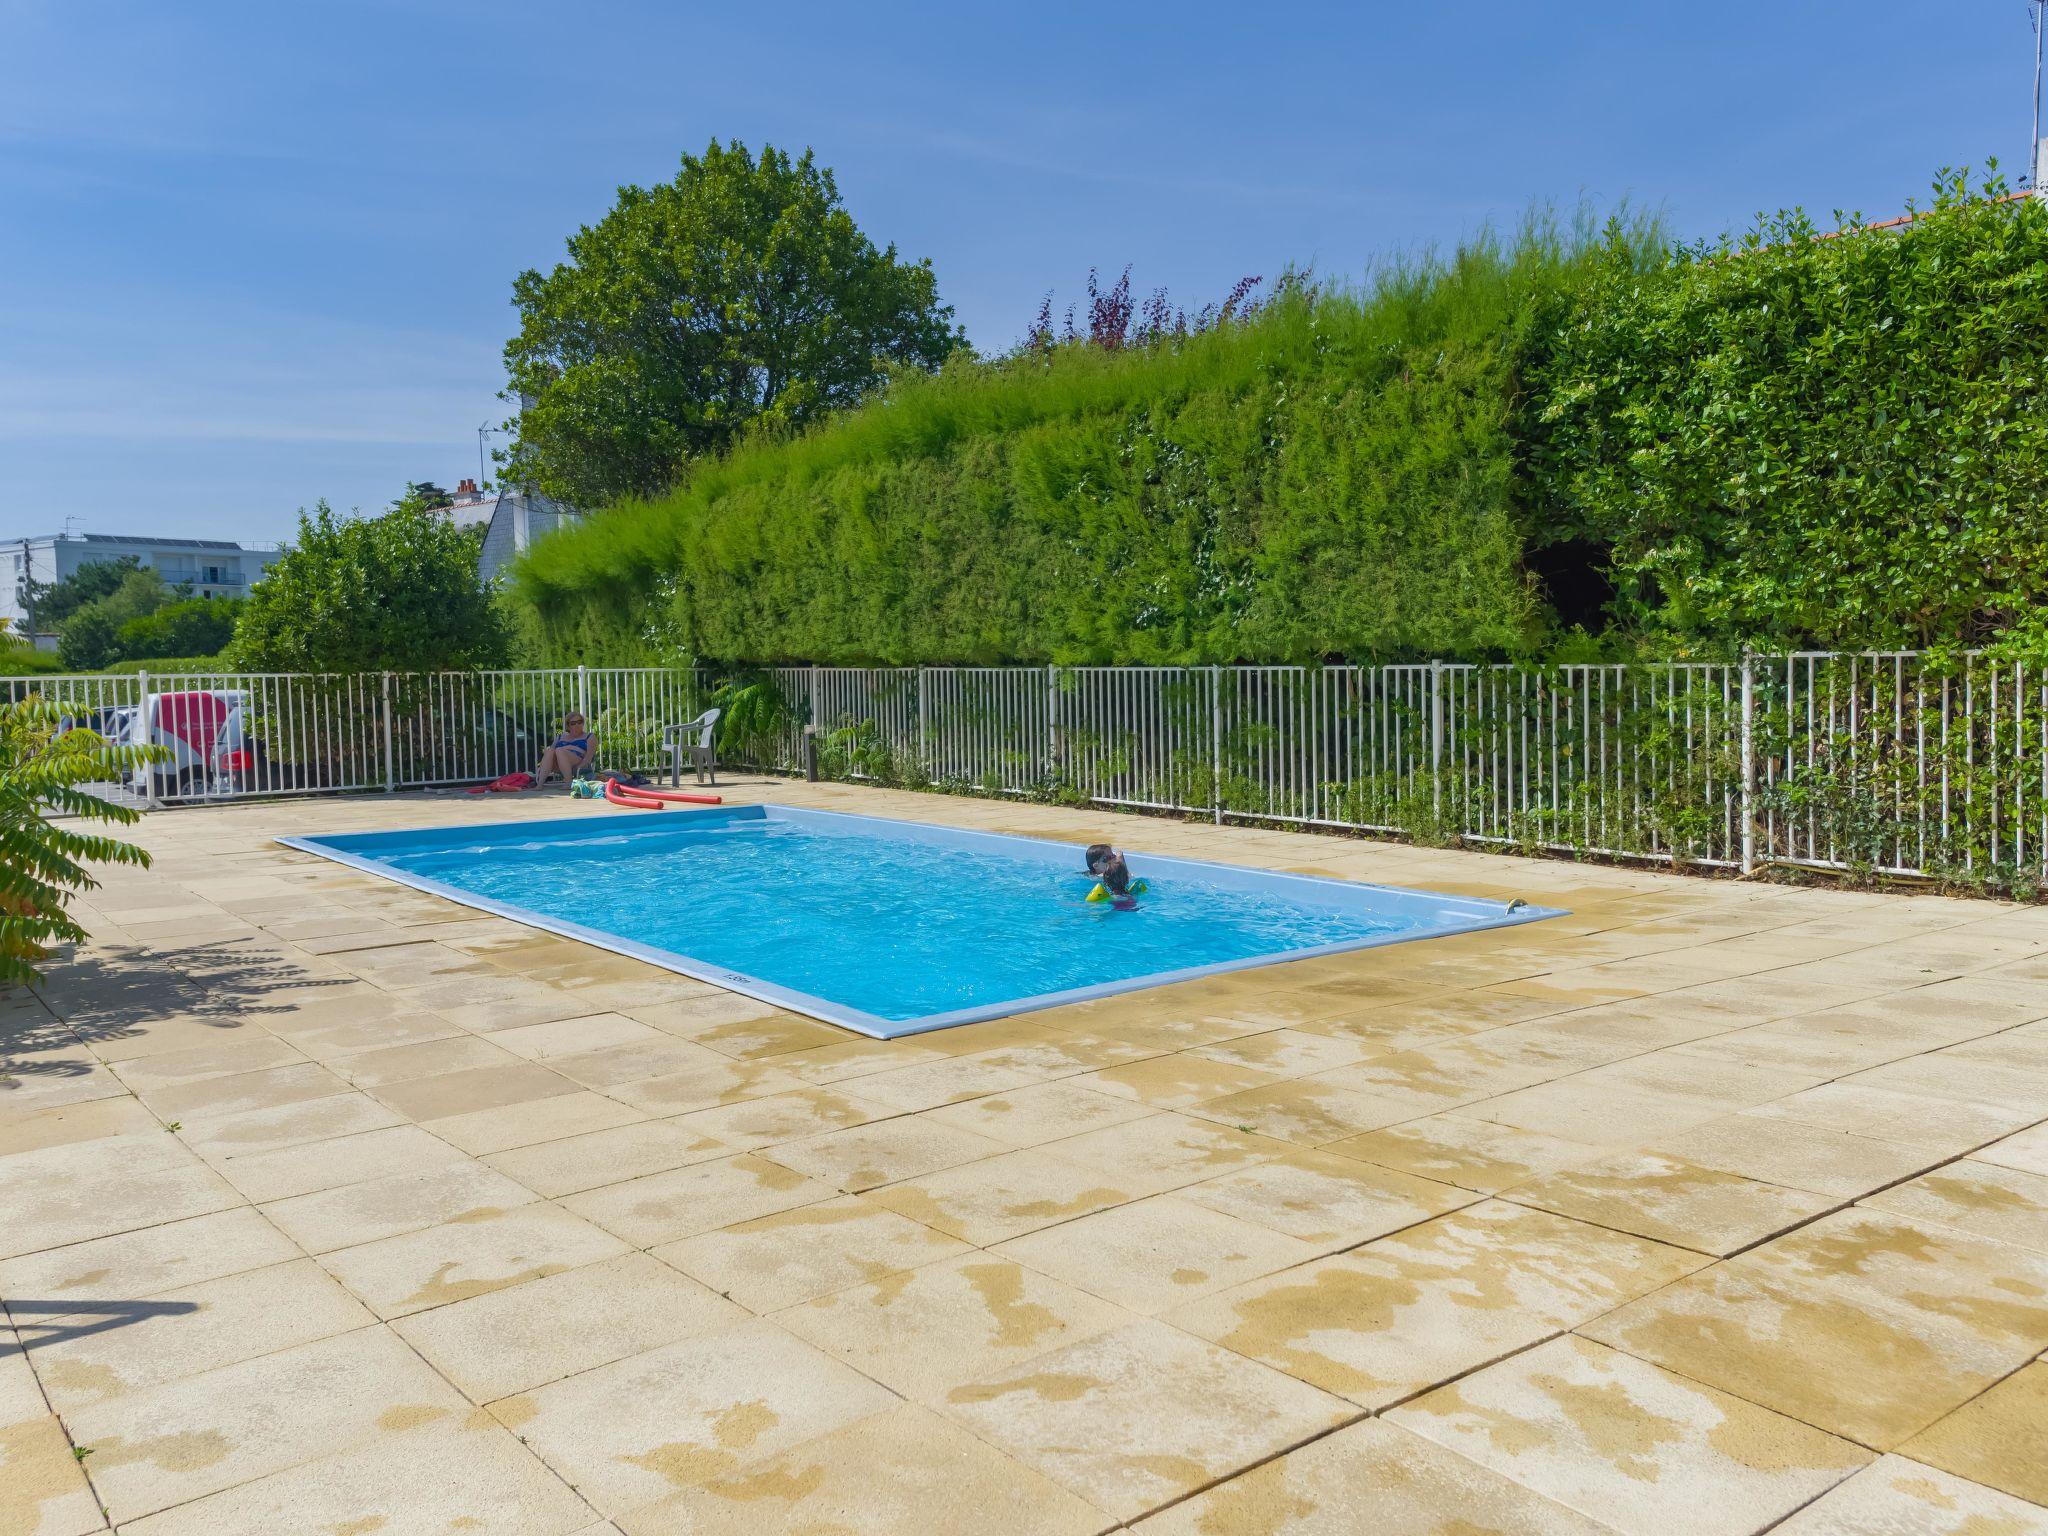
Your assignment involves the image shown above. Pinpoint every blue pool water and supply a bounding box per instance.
[283,806,1561,1038]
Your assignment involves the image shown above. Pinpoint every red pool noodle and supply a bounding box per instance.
[603,778,665,810]
[629,785,723,805]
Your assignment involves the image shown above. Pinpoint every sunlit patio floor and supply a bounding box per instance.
[5,777,2047,1534]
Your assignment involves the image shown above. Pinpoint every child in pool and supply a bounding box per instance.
[1083,844,1143,909]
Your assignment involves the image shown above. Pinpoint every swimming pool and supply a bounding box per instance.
[282,805,1563,1039]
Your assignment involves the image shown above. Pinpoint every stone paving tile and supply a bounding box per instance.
[1068,1054,1284,1109]
[1042,1114,1294,1200]
[1177,1146,1478,1249]
[487,1011,664,1060]
[1172,1199,1704,1408]
[1506,1150,1840,1255]
[1771,1454,2048,1534]
[1640,1112,1948,1200]
[602,1057,805,1115]
[615,1401,1114,1535]
[622,1409,1122,1536]
[364,1060,581,1121]
[761,1114,1009,1192]
[1978,1121,2048,1178]
[259,1159,539,1252]
[61,1324,464,1525]
[1128,1417,1614,1535]
[174,1091,404,1163]
[0,1411,104,1536]
[115,1414,596,1536]
[1739,1209,2048,1345]
[482,1119,729,1198]
[392,1252,748,1401]
[105,1034,306,1090]
[862,1146,1136,1246]
[1581,1217,2048,1449]
[0,1133,240,1260]
[0,1096,158,1157]
[667,1086,891,1150]
[996,1195,1322,1314]
[936,1316,1354,1521]
[0,1207,298,1305]
[562,1152,836,1247]
[546,1036,735,1090]
[1897,1361,2048,1506]
[923,1079,1155,1146]
[423,1089,646,1155]
[848,1055,1043,1113]
[1323,1114,1604,1195]
[211,1122,467,1203]
[1187,1078,1421,1146]
[133,1061,351,1122]
[1860,1159,2048,1256]
[654,1193,970,1311]
[1749,1081,2040,1151]
[1387,1335,1870,1536]
[327,1032,521,1086]
[1186,1027,1372,1078]
[318,1203,629,1319]
[490,1319,896,1517]
[777,1252,1136,1404]
[26,1258,375,1411]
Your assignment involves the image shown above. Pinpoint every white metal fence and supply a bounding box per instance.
[9,654,2045,885]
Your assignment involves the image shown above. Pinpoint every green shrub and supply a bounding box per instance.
[0,698,162,986]
[515,218,1626,665]
[117,596,241,662]
[1534,169,2048,649]
[515,170,2048,665]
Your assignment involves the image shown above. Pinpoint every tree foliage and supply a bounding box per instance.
[56,568,175,670]
[21,556,141,634]
[0,698,161,986]
[229,496,506,673]
[503,139,963,509]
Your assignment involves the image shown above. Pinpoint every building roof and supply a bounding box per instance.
[11,533,279,552]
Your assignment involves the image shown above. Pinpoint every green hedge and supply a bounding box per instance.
[514,174,2048,664]
[1536,172,2048,649]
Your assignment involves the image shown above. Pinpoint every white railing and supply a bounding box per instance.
[8,654,2043,884]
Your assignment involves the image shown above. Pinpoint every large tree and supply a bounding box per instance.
[502,140,962,507]
[229,496,505,673]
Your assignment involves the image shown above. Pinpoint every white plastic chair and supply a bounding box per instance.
[663,708,721,787]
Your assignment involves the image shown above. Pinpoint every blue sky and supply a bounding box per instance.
[0,1,2035,543]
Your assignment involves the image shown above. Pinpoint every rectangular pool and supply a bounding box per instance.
[281,805,1563,1039]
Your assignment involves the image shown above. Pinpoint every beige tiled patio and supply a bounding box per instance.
[4,778,2047,1533]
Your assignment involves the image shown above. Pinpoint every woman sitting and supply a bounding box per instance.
[533,712,595,789]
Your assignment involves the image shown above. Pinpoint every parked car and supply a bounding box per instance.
[127,690,272,798]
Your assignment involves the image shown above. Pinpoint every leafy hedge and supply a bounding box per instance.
[513,173,2048,664]
[1537,171,2048,649]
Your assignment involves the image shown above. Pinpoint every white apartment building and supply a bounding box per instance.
[1,532,281,645]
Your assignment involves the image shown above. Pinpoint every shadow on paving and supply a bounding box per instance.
[9,1298,201,1348]
[3,939,358,1089]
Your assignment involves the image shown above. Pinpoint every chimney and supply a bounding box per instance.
[456,478,479,498]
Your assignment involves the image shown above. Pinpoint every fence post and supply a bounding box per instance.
[381,673,395,794]
[1210,665,1224,824]
[1045,665,1060,787]
[136,669,157,810]
[1739,650,1756,875]
[1429,659,1445,823]
[917,667,928,777]
[810,667,822,739]
[576,664,590,725]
